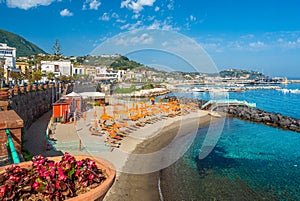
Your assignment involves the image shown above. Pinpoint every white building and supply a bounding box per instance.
[94,66,125,82]
[0,43,16,70]
[41,60,73,77]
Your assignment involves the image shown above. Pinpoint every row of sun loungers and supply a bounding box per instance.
[87,100,198,148]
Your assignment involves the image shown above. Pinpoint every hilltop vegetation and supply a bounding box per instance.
[79,55,153,71]
[220,69,264,79]
[0,29,46,57]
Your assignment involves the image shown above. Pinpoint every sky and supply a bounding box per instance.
[1,0,300,77]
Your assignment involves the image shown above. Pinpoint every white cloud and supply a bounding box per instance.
[6,0,55,10]
[132,13,140,19]
[60,8,73,17]
[249,41,264,48]
[146,19,179,31]
[167,0,174,10]
[99,12,110,21]
[121,0,156,13]
[99,12,120,21]
[116,19,126,23]
[147,20,160,29]
[189,15,196,21]
[120,21,143,30]
[115,33,154,46]
[154,6,159,11]
[83,0,101,10]
[111,12,119,19]
[131,33,154,44]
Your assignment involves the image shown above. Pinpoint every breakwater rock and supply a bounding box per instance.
[217,106,300,133]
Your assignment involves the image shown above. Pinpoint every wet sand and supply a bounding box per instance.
[104,112,213,201]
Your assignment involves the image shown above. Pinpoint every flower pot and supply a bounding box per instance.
[13,86,19,95]
[26,85,31,92]
[0,88,9,101]
[0,155,116,201]
[20,87,25,94]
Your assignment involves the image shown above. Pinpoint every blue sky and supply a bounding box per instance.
[1,0,300,76]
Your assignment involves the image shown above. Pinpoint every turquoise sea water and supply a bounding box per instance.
[162,83,300,200]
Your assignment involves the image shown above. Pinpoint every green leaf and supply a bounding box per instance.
[68,168,75,179]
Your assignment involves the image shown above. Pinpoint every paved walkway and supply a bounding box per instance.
[23,110,63,157]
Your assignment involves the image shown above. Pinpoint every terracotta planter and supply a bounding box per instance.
[26,85,31,92]
[13,86,19,95]
[38,84,43,90]
[20,87,25,94]
[0,88,9,101]
[0,155,116,201]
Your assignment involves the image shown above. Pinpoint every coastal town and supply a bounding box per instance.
[1,0,300,200]
[1,41,300,200]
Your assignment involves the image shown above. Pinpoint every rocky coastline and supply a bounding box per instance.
[217,106,300,133]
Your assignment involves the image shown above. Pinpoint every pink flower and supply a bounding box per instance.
[32,182,40,191]
[57,168,67,181]
[75,169,81,177]
[0,186,6,197]
[88,174,94,180]
[76,161,83,168]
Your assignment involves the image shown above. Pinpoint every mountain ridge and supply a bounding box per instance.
[0,29,46,57]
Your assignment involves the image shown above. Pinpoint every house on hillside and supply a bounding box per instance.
[0,43,23,85]
[94,66,125,83]
[41,60,73,78]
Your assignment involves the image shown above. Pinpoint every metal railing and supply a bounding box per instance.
[5,129,20,164]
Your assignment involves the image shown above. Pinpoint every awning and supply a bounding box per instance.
[66,92,81,97]
[79,92,105,99]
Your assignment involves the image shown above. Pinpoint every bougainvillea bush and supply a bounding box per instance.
[0,153,106,201]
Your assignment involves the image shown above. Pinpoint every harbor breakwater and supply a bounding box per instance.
[170,96,300,133]
[217,106,300,133]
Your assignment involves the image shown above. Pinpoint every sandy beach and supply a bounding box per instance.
[103,111,214,201]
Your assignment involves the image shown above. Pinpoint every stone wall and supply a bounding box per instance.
[6,84,72,129]
[10,87,56,129]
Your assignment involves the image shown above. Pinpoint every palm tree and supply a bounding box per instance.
[32,70,43,82]
[10,72,24,86]
[47,72,55,82]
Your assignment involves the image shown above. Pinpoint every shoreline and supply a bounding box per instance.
[103,111,215,201]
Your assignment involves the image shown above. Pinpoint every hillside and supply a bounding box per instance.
[81,55,153,71]
[220,69,264,79]
[0,29,46,57]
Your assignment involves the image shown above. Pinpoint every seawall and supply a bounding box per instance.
[217,106,300,133]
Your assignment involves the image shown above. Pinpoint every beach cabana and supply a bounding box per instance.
[66,92,82,114]
[52,98,74,122]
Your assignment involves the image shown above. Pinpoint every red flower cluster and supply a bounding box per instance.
[0,153,106,200]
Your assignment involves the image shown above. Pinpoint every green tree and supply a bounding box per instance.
[52,39,62,56]
[47,72,55,81]
[10,72,24,85]
[32,70,43,82]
